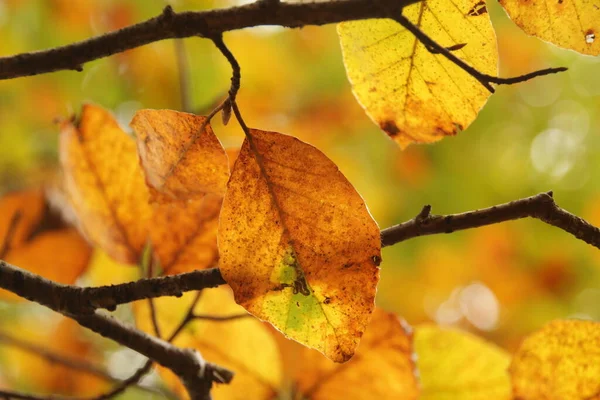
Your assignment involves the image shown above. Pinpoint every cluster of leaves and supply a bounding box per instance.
[1,0,600,399]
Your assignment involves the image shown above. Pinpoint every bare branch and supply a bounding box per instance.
[0,261,230,400]
[0,262,225,314]
[381,192,600,249]
[0,0,417,80]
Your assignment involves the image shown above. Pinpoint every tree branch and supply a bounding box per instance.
[0,0,417,80]
[381,192,600,249]
[0,262,225,314]
[0,262,231,400]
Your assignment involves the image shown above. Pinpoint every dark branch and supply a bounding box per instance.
[381,192,600,249]
[0,261,225,314]
[0,0,417,80]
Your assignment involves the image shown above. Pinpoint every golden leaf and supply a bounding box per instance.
[338,0,498,148]
[287,308,419,400]
[218,129,381,362]
[499,0,600,55]
[134,288,282,400]
[131,109,230,200]
[415,324,511,399]
[60,104,152,264]
[510,319,600,400]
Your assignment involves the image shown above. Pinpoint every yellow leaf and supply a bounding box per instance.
[60,104,152,264]
[218,129,381,362]
[134,288,282,400]
[338,1,498,148]
[287,308,418,400]
[415,325,511,399]
[499,0,600,55]
[510,319,600,400]
[150,190,221,275]
[131,109,230,199]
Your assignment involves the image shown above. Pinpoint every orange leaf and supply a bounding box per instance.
[150,189,221,275]
[510,320,600,400]
[0,189,45,251]
[59,104,152,264]
[286,308,418,400]
[0,190,92,301]
[131,109,230,200]
[218,129,381,362]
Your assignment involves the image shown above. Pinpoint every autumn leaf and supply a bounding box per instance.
[285,308,418,400]
[510,319,600,400]
[0,190,45,250]
[338,0,498,148]
[131,109,230,200]
[415,324,512,399]
[60,104,152,264]
[150,190,221,275]
[0,190,92,301]
[499,0,600,55]
[134,288,282,400]
[218,128,381,362]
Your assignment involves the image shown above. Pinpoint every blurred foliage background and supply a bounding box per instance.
[0,0,599,397]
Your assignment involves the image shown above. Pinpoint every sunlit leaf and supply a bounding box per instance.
[510,319,600,400]
[134,288,282,400]
[338,1,498,148]
[131,109,230,200]
[218,128,381,362]
[60,104,152,264]
[499,0,600,55]
[415,324,511,399]
[287,308,418,400]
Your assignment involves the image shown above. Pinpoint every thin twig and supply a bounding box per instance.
[381,192,600,249]
[0,331,113,381]
[394,15,567,93]
[174,39,192,113]
[0,0,416,80]
[191,314,251,322]
[167,291,203,342]
[89,360,154,400]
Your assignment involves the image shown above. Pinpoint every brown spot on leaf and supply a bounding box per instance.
[467,1,487,16]
[380,120,400,137]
